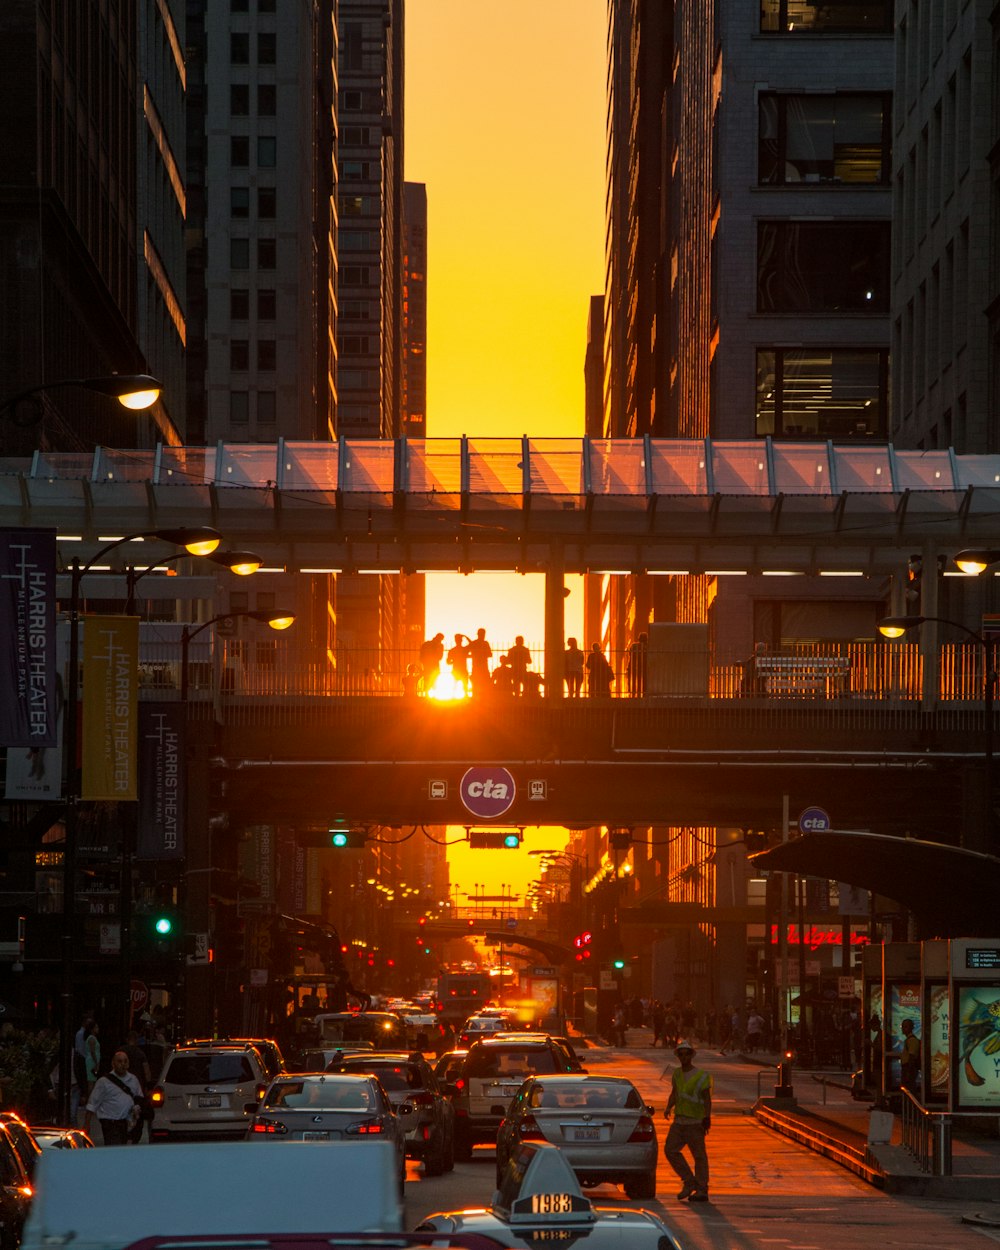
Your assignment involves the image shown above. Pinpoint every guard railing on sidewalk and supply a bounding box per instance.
[900,1087,952,1175]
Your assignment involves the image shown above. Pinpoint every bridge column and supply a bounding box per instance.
[919,542,940,712]
[544,548,566,699]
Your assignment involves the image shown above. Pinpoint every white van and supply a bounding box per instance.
[21,1141,402,1250]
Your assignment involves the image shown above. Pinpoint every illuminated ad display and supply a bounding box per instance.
[886,983,920,1090]
[927,984,949,1100]
[957,985,1000,1110]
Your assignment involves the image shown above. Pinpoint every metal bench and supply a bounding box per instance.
[754,655,851,698]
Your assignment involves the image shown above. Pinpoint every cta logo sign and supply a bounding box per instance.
[798,806,831,834]
[460,766,516,819]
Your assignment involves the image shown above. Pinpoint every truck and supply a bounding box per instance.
[21,1141,402,1250]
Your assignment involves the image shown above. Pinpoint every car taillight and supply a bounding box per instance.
[149,1086,165,1107]
[519,1116,546,1141]
[249,1119,287,1135]
[459,1034,470,1047]
[454,1077,466,1091]
[628,1115,655,1143]
[347,1120,384,1135]
[15,1186,32,1199]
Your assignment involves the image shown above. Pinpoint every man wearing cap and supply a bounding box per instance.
[663,1039,712,1202]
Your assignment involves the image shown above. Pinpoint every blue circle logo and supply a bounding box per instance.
[460,766,516,819]
[798,806,831,834]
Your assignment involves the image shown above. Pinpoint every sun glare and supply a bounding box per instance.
[426,671,469,702]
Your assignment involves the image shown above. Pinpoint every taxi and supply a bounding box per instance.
[416,1140,683,1250]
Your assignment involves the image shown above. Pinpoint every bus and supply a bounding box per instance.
[435,970,495,1025]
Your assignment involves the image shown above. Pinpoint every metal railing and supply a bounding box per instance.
[900,1087,953,1175]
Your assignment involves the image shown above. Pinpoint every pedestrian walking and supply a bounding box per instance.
[83,1050,143,1146]
[662,1039,712,1202]
[899,1018,921,1091]
[564,638,584,697]
[745,1008,765,1054]
[467,628,493,696]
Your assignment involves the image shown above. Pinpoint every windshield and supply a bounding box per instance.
[335,1062,425,1092]
[264,1080,374,1112]
[467,1047,559,1078]
[529,1082,642,1110]
[166,1054,254,1085]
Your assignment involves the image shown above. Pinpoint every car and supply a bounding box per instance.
[0,1113,42,1180]
[295,1044,375,1072]
[0,1122,34,1250]
[495,1074,658,1199]
[416,1139,683,1250]
[549,1036,586,1072]
[314,1011,409,1050]
[246,1073,407,1195]
[458,1015,514,1048]
[449,1035,580,1159]
[182,1037,287,1081]
[30,1127,94,1150]
[400,1012,439,1050]
[324,1051,455,1175]
[433,1049,469,1092]
[148,1043,269,1140]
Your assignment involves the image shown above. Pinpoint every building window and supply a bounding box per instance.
[340,230,375,252]
[257,339,276,370]
[230,137,250,167]
[341,126,370,147]
[230,391,249,423]
[342,195,366,217]
[258,136,277,167]
[342,160,369,180]
[257,390,276,424]
[342,23,363,71]
[759,94,890,185]
[258,0,276,10]
[258,187,276,218]
[230,289,250,320]
[258,289,276,319]
[230,590,250,613]
[230,186,250,218]
[340,265,372,288]
[256,591,276,611]
[258,84,277,115]
[231,0,248,11]
[340,335,370,357]
[230,84,250,116]
[230,339,250,371]
[757,221,890,314]
[343,90,364,112]
[231,32,250,64]
[230,238,250,269]
[258,238,276,269]
[258,32,276,64]
[760,1,892,33]
[755,347,888,439]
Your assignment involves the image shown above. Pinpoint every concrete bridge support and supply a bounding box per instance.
[544,548,566,699]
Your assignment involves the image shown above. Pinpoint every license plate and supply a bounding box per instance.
[198,1095,222,1108]
[571,1128,601,1141]
[303,1131,330,1140]
[500,1086,520,1098]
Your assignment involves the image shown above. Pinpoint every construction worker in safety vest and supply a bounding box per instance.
[663,1038,712,1202]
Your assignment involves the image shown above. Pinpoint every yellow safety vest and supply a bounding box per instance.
[672,1067,711,1120]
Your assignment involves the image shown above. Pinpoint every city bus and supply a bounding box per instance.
[435,969,495,1024]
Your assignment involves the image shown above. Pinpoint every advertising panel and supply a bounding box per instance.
[137,702,185,859]
[886,982,921,1091]
[0,528,57,747]
[927,983,950,1102]
[956,984,1000,1110]
[82,616,139,800]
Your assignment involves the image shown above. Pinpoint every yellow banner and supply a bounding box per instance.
[82,616,139,801]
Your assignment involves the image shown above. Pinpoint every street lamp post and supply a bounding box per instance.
[879,614,996,850]
[57,526,221,1125]
[0,374,161,426]
[180,610,296,702]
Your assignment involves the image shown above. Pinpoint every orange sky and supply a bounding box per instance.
[405,1,606,899]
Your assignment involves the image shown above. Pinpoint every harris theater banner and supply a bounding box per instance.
[0,528,57,747]
[82,616,139,801]
[137,702,185,859]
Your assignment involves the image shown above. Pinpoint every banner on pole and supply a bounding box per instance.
[0,528,57,747]
[137,702,185,859]
[82,616,139,800]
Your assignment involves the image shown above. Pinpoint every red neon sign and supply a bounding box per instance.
[769,924,870,952]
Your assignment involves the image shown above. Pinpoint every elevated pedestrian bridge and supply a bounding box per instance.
[4,437,1000,573]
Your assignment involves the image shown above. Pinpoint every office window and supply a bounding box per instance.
[231,32,249,63]
[755,348,888,439]
[340,265,372,288]
[342,160,369,181]
[760,1,892,33]
[258,238,276,269]
[258,289,276,319]
[257,340,276,371]
[257,391,276,424]
[230,238,250,269]
[258,0,276,10]
[230,186,250,218]
[258,187,276,218]
[258,136,277,167]
[230,137,250,167]
[342,195,366,217]
[258,32,276,64]
[230,391,249,424]
[230,84,250,116]
[231,0,248,10]
[258,84,277,115]
[340,230,375,252]
[230,591,250,613]
[343,90,364,112]
[230,289,250,320]
[256,592,276,611]
[230,339,250,371]
[757,221,890,313]
[759,94,890,185]
[342,23,363,71]
[341,127,370,147]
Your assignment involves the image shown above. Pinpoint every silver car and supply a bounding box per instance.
[246,1073,406,1194]
[495,1074,658,1199]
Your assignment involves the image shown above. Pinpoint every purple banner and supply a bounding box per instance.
[137,703,185,859]
[0,529,57,748]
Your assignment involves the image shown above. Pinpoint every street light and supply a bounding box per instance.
[878,613,995,848]
[180,610,296,702]
[0,374,162,425]
[57,525,222,1125]
[954,550,1000,576]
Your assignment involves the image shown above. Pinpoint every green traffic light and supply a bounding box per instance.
[154,916,174,936]
[331,831,349,848]
[612,958,625,970]
[503,833,521,848]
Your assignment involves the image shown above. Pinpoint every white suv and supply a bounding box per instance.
[148,1043,269,1140]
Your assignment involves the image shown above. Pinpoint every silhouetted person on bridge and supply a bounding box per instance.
[627,631,648,697]
[419,632,445,693]
[505,636,532,695]
[564,638,584,697]
[447,633,471,694]
[467,628,493,697]
[492,656,515,695]
[586,643,614,697]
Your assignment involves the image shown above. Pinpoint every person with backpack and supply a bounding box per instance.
[83,1050,143,1145]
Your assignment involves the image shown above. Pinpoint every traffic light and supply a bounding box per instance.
[609,829,632,850]
[468,829,522,849]
[327,821,367,849]
[905,554,922,604]
[573,931,593,962]
[612,957,626,970]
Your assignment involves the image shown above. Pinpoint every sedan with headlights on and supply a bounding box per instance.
[495,1074,657,1199]
[246,1074,406,1194]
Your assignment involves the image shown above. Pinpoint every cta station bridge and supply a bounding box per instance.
[3,437,999,838]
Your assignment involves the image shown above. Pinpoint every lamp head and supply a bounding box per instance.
[878,615,925,640]
[151,527,223,557]
[210,550,262,576]
[83,374,162,410]
[249,610,296,631]
[954,549,1000,575]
